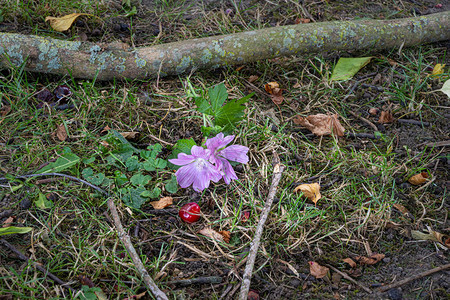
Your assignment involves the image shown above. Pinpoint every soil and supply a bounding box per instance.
[1,1,449,299]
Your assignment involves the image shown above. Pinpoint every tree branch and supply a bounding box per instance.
[1,12,449,80]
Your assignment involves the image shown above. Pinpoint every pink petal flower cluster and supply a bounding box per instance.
[169,133,249,192]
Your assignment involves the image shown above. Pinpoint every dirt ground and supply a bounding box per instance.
[1,0,449,299]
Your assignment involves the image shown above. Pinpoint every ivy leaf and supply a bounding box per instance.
[125,156,140,171]
[114,171,128,186]
[141,187,161,199]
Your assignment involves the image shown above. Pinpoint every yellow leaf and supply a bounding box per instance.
[294,183,321,204]
[432,63,445,76]
[45,13,94,32]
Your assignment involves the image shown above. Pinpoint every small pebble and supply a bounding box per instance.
[387,288,403,300]
[19,198,32,210]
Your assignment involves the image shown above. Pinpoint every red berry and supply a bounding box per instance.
[179,202,201,223]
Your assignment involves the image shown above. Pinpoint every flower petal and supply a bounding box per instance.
[220,158,238,184]
[206,133,234,152]
[190,145,210,158]
[175,164,197,188]
[169,153,195,166]
[220,145,249,163]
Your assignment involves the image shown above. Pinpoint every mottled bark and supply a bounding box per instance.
[1,11,449,80]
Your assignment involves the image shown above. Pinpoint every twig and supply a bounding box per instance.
[378,263,450,292]
[348,111,378,131]
[107,197,168,300]
[165,276,222,287]
[326,264,372,294]
[397,118,430,126]
[345,132,378,139]
[0,172,169,300]
[239,151,285,300]
[0,238,75,292]
[0,209,13,219]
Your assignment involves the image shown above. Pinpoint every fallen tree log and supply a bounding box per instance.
[0,11,449,80]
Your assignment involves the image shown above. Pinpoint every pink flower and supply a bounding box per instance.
[206,133,249,184]
[170,133,249,191]
[168,146,222,192]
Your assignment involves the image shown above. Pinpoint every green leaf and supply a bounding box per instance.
[209,83,228,112]
[440,79,450,98]
[37,152,80,174]
[0,226,33,236]
[164,175,178,194]
[35,192,53,209]
[142,158,167,171]
[195,97,213,115]
[331,57,373,81]
[120,187,147,209]
[201,125,224,137]
[125,156,140,171]
[81,168,105,185]
[214,93,252,127]
[130,173,152,186]
[114,171,128,186]
[141,186,161,199]
[83,157,96,164]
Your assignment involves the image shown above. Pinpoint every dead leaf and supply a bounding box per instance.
[411,229,449,248]
[247,290,259,300]
[101,125,111,134]
[378,110,394,124]
[431,63,445,76]
[149,197,173,210]
[56,124,68,141]
[120,131,140,140]
[295,18,310,24]
[342,258,357,268]
[294,183,321,204]
[2,216,14,227]
[309,261,329,279]
[198,227,227,243]
[408,172,429,185]
[0,105,11,117]
[45,13,94,32]
[248,75,259,83]
[265,82,284,105]
[393,203,409,215]
[294,114,345,137]
[368,107,379,116]
[218,230,231,243]
[355,253,385,265]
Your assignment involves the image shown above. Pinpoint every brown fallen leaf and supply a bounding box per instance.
[218,230,231,243]
[247,290,259,300]
[56,123,68,141]
[120,131,140,140]
[0,105,11,117]
[355,253,385,265]
[408,172,429,185]
[294,114,345,137]
[393,203,409,215]
[265,82,284,105]
[342,258,357,268]
[378,110,394,124]
[198,227,227,243]
[2,216,14,227]
[45,13,94,32]
[309,261,329,279]
[295,17,311,24]
[294,183,321,204]
[248,75,259,83]
[149,197,173,210]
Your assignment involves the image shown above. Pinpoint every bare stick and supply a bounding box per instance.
[0,238,74,292]
[378,263,450,292]
[0,172,168,300]
[239,152,285,300]
[165,276,222,287]
[326,264,372,294]
[107,197,168,300]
